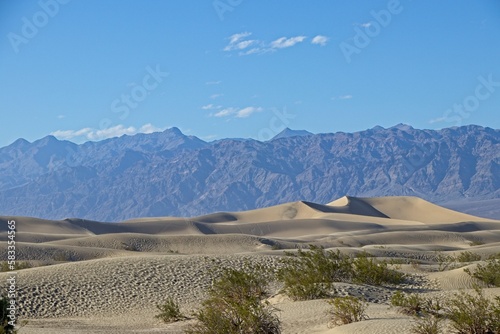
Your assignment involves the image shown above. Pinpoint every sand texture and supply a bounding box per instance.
[1,196,500,333]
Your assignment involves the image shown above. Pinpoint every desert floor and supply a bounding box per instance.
[1,196,500,333]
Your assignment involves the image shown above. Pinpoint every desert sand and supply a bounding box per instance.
[1,196,500,333]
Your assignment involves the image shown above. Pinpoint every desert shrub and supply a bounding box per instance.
[464,259,500,287]
[186,268,280,334]
[327,296,368,327]
[277,246,352,300]
[435,252,456,271]
[469,240,485,246]
[444,286,500,334]
[0,262,31,272]
[155,297,185,323]
[455,251,481,263]
[0,296,16,334]
[353,254,405,285]
[391,291,426,316]
[277,246,406,300]
[391,292,442,317]
[411,316,442,334]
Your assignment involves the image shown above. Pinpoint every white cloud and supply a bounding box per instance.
[57,114,66,119]
[202,104,222,110]
[229,32,252,44]
[139,123,164,134]
[311,35,329,46]
[332,95,353,100]
[270,36,306,49]
[214,108,237,117]
[429,117,446,124]
[205,80,221,85]
[224,32,258,51]
[51,123,166,141]
[211,106,263,118]
[360,22,372,28]
[210,93,223,99]
[236,107,263,118]
[224,32,310,55]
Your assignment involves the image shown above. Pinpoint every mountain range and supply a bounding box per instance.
[0,124,498,221]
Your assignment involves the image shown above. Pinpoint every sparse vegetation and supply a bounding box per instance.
[469,240,485,247]
[455,251,481,263]
[277,246,406,300]
[444,286,500,334]
[390,291,441,317]
[464,259,500,287]
[411,316,442,334]
[277,246,352,300]
[0,262,31,272]
[155,297,186,323]
[352,254,405,285]
[327,296,368,327]
[186,268,280,334]
[0,296,16,334]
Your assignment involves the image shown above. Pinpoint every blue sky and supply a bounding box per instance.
[1,0,499,147]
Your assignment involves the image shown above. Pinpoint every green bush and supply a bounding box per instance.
[155,297,185,323]
[327,296,368,327]
[411,316,442,334]
[186,268,280,334]
[391,292,441,317]
[353,255,405,286]
[0,296,16,334]
[455,251,481,263]
[277,246,352,300]
[444,286,500,334]
[464,259,500,287]
[391,291,426,316]
[277,246,406,301]
[0,262,31,272]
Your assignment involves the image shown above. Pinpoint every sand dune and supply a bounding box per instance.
[1,195,500,333]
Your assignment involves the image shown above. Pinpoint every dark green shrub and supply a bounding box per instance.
[444,287,500,334]
[187,268,280,334]
[277,246,406,300]
[455,251,481,263]
[0,262,31,272]
[277,246,352,300]
[391,292,441,317]
[155,297,185,323]
[0,296,16,334]
[411,316,442,334]
[464,259,500,287]
[327,296,368,326]
[353,255,405,285]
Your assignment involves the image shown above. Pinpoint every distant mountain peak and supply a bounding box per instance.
[271,128,314,140]
[390,123,414,131]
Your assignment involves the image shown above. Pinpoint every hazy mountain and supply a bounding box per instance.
[271,128,314,140]
[0,125,498,221]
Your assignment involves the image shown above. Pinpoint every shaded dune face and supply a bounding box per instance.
[1,196,500,334]
[1,196,498,261]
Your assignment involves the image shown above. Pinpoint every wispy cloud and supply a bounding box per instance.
[311,35,329,46]
[212,106,263,118]
[429,117,446,124]
[224,32,259,52]
[57,114,66,119]
[202,104,222,110]
[214,107,237,117]
[210,93,223,99]
[359,22,372,28]
[51,123,166,141]
[224,32,310,56]
[332,95,353,100]
[270,36,306,49]
[205,80,221,85]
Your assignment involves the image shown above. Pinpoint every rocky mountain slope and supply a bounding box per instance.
[0,124,498,221]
